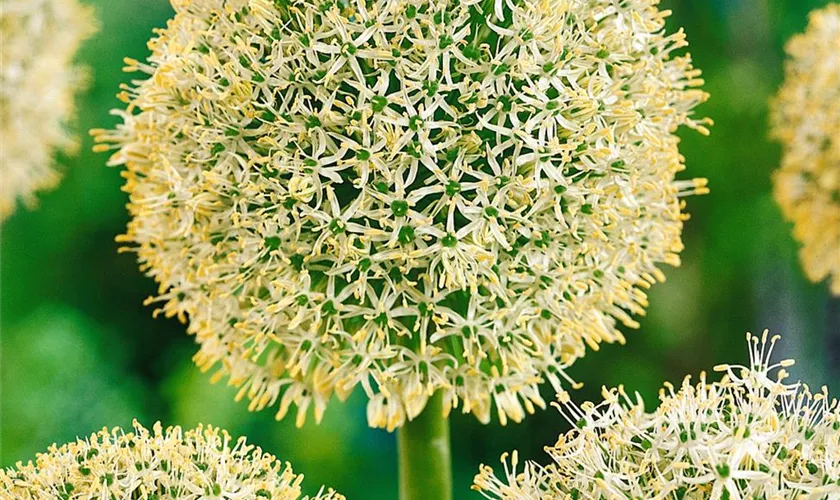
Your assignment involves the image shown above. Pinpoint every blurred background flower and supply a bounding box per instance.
[0,0,97,219]
[1,0,838,498]
[771,4,840,296]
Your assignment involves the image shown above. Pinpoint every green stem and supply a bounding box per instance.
[397,392,453,500]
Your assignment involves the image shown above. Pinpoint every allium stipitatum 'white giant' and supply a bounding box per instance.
[0,420,343,500]
[474,331,840,499]
[771,4,840,296]
[93,0,710,430]
[0,0,96,220]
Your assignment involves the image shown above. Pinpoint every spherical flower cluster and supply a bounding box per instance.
[93,0,709,430]
[771,4,840,296]
[474,331,840,499]
[0,0,96,220]
[0,420,343,500]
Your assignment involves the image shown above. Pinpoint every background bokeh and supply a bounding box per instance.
[2,0,838,497]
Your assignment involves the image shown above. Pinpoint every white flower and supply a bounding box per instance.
[474,331,840,499]
[94,0,709,430]
[0,420,343,500]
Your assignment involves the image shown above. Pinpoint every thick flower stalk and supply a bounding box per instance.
[93,0,709,430]
[0,420,343,500]
[474,331,840,499]
[771,4,840,296]
[0,0,96,220]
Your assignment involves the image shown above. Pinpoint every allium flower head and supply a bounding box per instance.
[0,0,96,220]
[474,331,840,499]
[0,420,343,500]
[93,0,709,430]
[771,4,840,296]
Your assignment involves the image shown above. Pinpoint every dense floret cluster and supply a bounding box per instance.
[94,0,709,429]
[0,421,343,500]
[474,332,840,499]
[771,4,840,295]
[0,0,96,219]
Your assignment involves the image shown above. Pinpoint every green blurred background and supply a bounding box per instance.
[2,0,838,497]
